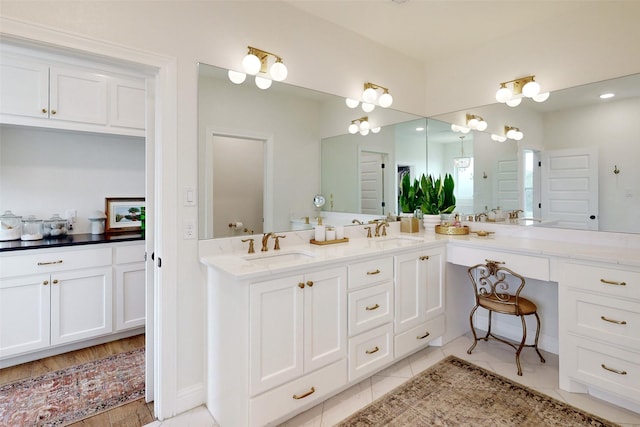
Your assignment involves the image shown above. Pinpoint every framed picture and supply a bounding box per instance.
[105,197,145,234]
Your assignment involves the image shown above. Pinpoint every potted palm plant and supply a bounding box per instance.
[399,172,424,214]
[420,174,456,231]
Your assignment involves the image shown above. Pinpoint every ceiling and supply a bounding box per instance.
[286,0,585,64]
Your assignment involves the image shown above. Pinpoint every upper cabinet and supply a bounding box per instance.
[0,46,145,137]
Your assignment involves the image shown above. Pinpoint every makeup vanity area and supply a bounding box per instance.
[200,222,640,426]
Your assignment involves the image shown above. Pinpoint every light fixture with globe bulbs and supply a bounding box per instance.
[504,125,524,141]
[450,124,470,134]
[495,75,549,107]
[346,82,394,111]
[348,116,380,136]
[227,46,288,89]
[466,114,488,131]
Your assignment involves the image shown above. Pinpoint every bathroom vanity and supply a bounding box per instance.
[201,222,640,425]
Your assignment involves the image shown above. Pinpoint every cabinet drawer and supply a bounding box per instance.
[567,290,640,351]
[348,282,393,336]
[562,262,640,301]
[114,244,145,265]
[447,245,549,281]
[348,257,393,289]
[0,247,112,278]
[250,359,347,427]
[348,323,394,382]
[566,335,640,403]
[395,315,444,360]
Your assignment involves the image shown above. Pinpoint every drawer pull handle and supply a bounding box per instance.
[417,331,431,340]
[292,386,316,400]
[419,256,429,261]
[366,269,381,275]
[601,364,627,375]
[365,303,380,311]
[485,259,505,264]
[601,316,627,325]
[298,282,305,289]
[37,260,63,266]
[600,278,626,286]
[365,346,380,355]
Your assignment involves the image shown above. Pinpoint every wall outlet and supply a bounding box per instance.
[65,209,77,224]
[183,219,196,239]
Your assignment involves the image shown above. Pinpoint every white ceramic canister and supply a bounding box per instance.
[89,210,107,235]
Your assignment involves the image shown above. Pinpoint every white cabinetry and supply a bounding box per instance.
[114,244,146,331]
[0,247,113,358]
[0,46,145,136]
[394,247,445,359]
[559,260,640,410]
[249,267,347,395]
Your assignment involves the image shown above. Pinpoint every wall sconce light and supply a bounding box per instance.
[504,125,524,141]
[466,114,488,131]
[228,46,288,89]
[491,134,507,142]
[348,116,379,136]
[346,82,393,111]
[495,75,549,107]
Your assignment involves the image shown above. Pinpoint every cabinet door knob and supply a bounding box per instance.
[419,256,429,261]
[306,281,313,287]
[298,282,305,289]
[51,109,57,115]
[292,386,315,400]
[365,346,380,354]
[41,108,48,114]
[43,280,49,286]
[52,279,59,284]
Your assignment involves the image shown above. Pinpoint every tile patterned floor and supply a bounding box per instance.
[151,334,640,427]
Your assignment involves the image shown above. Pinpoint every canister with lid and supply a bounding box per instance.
[21,215,43,241]
[89,210,107,235]
[0,210,22,241]
[43,214,69,238]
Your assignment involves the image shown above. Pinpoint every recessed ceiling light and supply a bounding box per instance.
[415,127,425,131]
[600,93,615,99]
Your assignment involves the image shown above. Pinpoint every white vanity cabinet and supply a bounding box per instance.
[114,244,146,331]
[0,247,113,358]
[559,260,640,409]
[394,246,446,359]
[0,47,145,136]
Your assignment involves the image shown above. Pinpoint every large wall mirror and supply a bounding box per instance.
[434,72,640,234]
[199,63,639,239]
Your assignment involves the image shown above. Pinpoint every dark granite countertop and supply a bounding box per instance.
[0,233,144,252]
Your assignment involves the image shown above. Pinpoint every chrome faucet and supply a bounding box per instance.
[261,232,273,252]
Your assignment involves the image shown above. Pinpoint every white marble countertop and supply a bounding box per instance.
[200,221,640,280]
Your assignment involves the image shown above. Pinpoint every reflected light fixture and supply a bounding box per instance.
[466,114,488,131]
[504,125,524,141]
[348,116,376,136]
[451,124,470,134]
[453,136,471,169]
[495,75,549,107]
[228,46,288,89]
[600,92,615,99]
[491,134,507,142]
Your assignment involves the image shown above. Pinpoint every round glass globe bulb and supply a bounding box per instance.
[378,92,393,108]
[460,126,470,134]
[269,62,288,82]
[345,98,359,108]
[522,81,541,97]
[496,87,512,103]
[371,127,381,134]
[514,131,524,141]
[361,102,375,113]
[255,76,272,90]
[242,54,262,75]
[468,118,479,128]
[359,120,371,132]
[348,124,358,134]
[532,92,550,102]
[506,129,517,139]
[477,120,488,131]
[451,124,460,132]
[506,97,522,107]
[362,87,378,103]
[227,70,246,84]
[359,129,370,136]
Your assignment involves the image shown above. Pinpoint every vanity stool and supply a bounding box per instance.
[466,260,545,375]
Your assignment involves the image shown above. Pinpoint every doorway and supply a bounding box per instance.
[359,151,387,215]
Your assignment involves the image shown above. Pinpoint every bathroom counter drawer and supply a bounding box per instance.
[348,282,393,336]
[562,262,640,301]
[566,289,640,351]
[348,323,393,382]
[447,245,549,281]
[565,334,640,403]
[0,247,113,278]
[394,315,444,360]
[348,256,393,289]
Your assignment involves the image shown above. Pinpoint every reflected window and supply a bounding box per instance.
[454,158,474,200]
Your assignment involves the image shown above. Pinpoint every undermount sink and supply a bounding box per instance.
[243,250,316,265]
[377,236,424,248]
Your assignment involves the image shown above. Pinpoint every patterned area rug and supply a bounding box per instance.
[337,355,620,426]
[0,348,145,426]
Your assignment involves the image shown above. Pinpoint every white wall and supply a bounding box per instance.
[0,125,145,234]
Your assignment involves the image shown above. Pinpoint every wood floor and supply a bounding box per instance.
[0,334,154,427]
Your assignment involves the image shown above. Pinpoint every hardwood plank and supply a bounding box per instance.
[108,398,155,427]
[0,361,32,386]
[67,409,111,426]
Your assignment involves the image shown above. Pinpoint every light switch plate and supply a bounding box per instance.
[184,186,196,206]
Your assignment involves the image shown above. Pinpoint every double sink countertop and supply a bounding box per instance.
[200,222,640,280]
